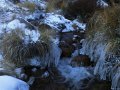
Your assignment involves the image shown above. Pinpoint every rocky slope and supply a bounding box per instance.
[0,0,119,90]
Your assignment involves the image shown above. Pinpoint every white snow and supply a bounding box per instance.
[44,13,86,32]
[73,19,86,30]
[58,65,92,86]
[24,29,40,44]
[7,19,26,31]
[29,57,41,66]
[0,75,29,90]
[6,19,41,44]
[97,0,108,8]
[0,54,3,61]
[0,0,8,8]
[0,24,7,34]
[0,0,18,11]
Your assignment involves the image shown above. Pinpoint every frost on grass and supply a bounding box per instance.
[81,6,120,89]
[0,19,61,68]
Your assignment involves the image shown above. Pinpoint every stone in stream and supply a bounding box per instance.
[80,77,111,90]
[29,66,67,90]
[59,31,85,58]
[71,54,93,67]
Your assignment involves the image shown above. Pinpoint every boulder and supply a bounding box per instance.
[71,55,92,67]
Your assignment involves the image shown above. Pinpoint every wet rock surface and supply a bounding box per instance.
[71,55,92,67]
[59,31,85,58]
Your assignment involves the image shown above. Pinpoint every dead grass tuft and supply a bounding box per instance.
[63,0,98,21]
[0,30,50,67]
[86,5,120,39]
[38,24,57,44]
[17,1,36,12]
[82,5,120,89]
[46,0,68,12]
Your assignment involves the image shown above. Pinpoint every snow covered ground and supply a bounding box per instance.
[0,75,29,90]
[43,13,86,32]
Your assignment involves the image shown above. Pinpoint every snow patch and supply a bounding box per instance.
[97,0,108,8]
[24,29,40,44]
[7,19,26,31]
[6,19,40,44]
[44,13,86,32]
[0,75,29,90]
[29,57,41,66]
[0,54,3,61]
[0,0,8,8]
[58,65,92,88]
[73,19,86,30]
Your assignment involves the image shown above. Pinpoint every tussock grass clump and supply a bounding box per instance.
[0,30,50,67]
[17,1,36,12]
[40,29,56,42]
[63,0,98,21]
[46,0,68,12]
[46,0,99,22]
[81,5,120,89]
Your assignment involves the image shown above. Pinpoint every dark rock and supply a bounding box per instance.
[30,66,68,90]
[60,45,75,58]
[63,0,99,22]
[79,77,111,90]
[30,77,68,90]
[22,66,48,81]
[59,31,85,58]
[71,55,92,67]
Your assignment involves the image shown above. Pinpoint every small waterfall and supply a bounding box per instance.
[58,63,92,89]
[47,37,61,67]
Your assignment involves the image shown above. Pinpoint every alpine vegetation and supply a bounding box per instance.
[0,19,61,69]
[0,0,119,90]
[81,5,120,89]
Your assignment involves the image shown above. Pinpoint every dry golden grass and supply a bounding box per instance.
[46,0,68,12]
[82,5,120,89]
[86,5,120,55]
[17,1,36,12]
[38,24,57,44]
[85,5,120,61]
[40,29,56,43]
[0,29,50,67]
[86,5,120,40]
